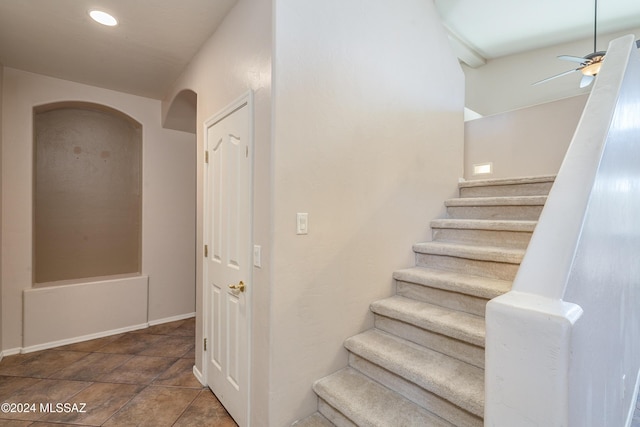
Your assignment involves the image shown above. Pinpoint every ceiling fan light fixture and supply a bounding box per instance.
[534,0,606,87]
[89,10,118,27]
[581,61,602,76]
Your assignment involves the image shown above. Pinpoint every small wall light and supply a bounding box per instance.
[89,10,118,27]
[473,162,493,175]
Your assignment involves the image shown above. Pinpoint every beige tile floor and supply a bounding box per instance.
[0,318,238,426]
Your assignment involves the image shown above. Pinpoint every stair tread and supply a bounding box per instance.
[371,295,485,347]
[292,412,334,427]
[314,367,453,427]
[413,241,525,264]
[445,195,547,207]
[344,329,484,417]
[458,175,555,188]
[430,218,537,232]
[394,266,511,299]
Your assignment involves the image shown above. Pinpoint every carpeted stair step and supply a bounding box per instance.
[344,329,484,419]
[292,412,335,427]
[314,367,454,427]
[413,242,525,281]
[393,266,512,317]
[458,175,555,198]
[347,353,483,427]
[445,195,547,220]
[371,295,485,347]
[371,295,485,368]
[394,266,511,300]
[431,218,537,249]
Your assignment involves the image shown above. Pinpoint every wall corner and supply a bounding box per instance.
[485,291,583,426]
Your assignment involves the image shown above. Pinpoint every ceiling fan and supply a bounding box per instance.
[533,0,606,88]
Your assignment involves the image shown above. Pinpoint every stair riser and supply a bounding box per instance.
[432,228,533,249]
[446,205,544,221]
[416,253,520,281]
[459,182,553,198]
[375,315,485,368]
[349,354,482,427]
[318,399,357,427]
[396,280,489,317]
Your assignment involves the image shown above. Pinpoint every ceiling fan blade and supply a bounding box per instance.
[558,55,586,63]
[533,68,579,86]
[580,74,595,88]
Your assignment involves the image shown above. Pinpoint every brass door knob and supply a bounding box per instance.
[228,281,245,292]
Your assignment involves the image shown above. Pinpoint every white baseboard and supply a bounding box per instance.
[193,364,206,386]
[20,323,149,354]
[6,312,196,356]
[2,347,24,357]
[148,312,195,326]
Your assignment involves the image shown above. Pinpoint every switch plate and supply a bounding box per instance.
[296,213,309,235]
[253,245,261,268]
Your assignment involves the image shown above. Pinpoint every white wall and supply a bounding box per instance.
[165,0,464,425]
[271,1,464,425]
[1,68,195,352]
[23,276,149,350]
[465,28,640,116]
[464,94,587,179]
[161,0,272,423]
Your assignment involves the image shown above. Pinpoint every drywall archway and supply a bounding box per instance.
[163,89,197,133]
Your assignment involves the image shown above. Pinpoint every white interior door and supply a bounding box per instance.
[204,94,252,426]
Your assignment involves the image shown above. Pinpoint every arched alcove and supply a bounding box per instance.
[33,101,142,285]
[163,89,197,133]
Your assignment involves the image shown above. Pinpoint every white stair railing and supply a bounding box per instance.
[485,34,640,427]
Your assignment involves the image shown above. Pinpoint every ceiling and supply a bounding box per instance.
[0,0,237,100]
[1,0,639,100]
[436,0,640,67]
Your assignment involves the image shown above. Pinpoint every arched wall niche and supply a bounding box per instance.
[33,101,142,286]
[163,89,197,133]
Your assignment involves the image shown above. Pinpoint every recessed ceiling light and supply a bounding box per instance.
[89,10,118,27]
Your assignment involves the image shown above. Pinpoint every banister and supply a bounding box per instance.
[485,34,640,426]
[510,34,637,300]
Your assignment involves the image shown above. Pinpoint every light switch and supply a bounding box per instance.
[296,213,309,235]
[253,245,262,268]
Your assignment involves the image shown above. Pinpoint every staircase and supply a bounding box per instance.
[293,176,555,427]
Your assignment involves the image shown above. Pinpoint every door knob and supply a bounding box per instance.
[228,281,245,292]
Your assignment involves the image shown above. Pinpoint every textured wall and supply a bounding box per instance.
[1,68,195,352]
[464,94,588,179]
[165,0,465,423]
[162,0,272,423]
[270,0,464,424]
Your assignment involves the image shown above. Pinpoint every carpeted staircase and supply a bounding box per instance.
[293,175,555,427]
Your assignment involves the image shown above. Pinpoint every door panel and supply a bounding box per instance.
[204,96,251,426]
[211,284,222,369]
